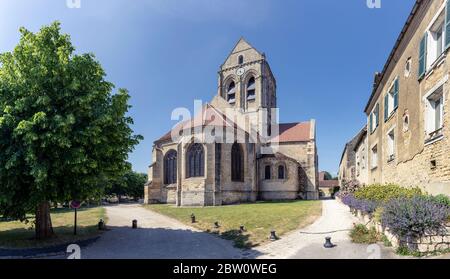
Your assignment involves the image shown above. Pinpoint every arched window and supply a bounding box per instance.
[246,77,256,101]
[238,55,244,64]
[164,150,177,184]
[227,81,236,104]
[264,165,271,180]
[231,143,244,181]
[186,143,204,178]
[278,165,285,179]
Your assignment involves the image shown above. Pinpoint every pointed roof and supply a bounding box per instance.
[231,37,262,55]
[221,37,264,69]
[154,104,251,144]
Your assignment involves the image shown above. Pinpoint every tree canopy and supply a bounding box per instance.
[0,22,142,238]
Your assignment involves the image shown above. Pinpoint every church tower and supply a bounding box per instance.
[217,38,277,136]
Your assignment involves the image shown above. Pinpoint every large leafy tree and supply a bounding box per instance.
[0,22,142,239]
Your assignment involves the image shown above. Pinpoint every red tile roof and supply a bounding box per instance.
[319,180,339,188]
[274,122,312,143]
[155,106,313,144]
[155,104,242,143]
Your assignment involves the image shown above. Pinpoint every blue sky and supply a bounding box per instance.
[0,0,415,175]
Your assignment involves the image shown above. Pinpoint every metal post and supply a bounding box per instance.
[74,208,77,235]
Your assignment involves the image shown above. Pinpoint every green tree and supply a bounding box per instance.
[125,172,147,201]
[323,171,333,180]
[106,171,147,202]
[0,22,142,239]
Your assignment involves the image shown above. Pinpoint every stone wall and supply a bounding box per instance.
[353,209,450,254]
[365,0,450,195]
[277,141,319,199]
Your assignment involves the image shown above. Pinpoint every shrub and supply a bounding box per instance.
[381,196,450,238]
[373,207,384,223]
[349,224,380,244]
[340,193,378,214]
[354,184,422,203]
[430,194,450,208]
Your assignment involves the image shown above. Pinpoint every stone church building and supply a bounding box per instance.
[144,38,319,206]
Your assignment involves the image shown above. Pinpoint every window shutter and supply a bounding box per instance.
[369,113,373,133]
[384,94,389,121]
[419,33,427,78]
[375,103,380,127]
[393,79,399,109]
[445,0,450,49]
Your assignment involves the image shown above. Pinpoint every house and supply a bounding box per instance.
[364,0,450,196]
[338,126,367,192]
[318,171,339,196]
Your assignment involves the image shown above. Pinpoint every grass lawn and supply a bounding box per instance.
[144,200,322,249]
[0,206,106,249]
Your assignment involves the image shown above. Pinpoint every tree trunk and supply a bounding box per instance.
[35,201,54,239]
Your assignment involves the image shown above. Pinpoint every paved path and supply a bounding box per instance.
[246,199,400,259]
[79,204,243,259]
[65,200,405,259]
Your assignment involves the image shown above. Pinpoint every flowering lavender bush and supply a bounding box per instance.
[381,196,450,238]
[340,193,378,215]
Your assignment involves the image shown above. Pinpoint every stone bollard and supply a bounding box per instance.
[270,230,278,241]
[324,237,334,248]
[98,219,105,230]
[132,219,138,229]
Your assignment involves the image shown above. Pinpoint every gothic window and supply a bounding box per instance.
[164,150,177,184]
[186,143,204,178]
[227,81,236,104]
[246,77,256,101]
[238,55,244,65]
[264,165,271,180]
[231,143,244,182]
[278,165,285,179]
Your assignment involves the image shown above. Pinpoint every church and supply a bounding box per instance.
[144,38,319,206]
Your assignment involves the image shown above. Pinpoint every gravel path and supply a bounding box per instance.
[79,204,243,259]
[63,200,403,259]
[245,199,400,259]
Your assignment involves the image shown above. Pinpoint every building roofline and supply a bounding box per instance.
[353,125,368,152]
[364,0,423,113]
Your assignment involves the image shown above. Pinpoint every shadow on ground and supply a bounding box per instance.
[69,225,264,259]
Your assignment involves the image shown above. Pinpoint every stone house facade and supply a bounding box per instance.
[354,126,369,187]
[338,126,367,192]
[364,0,450,196]
[144,38,319,206]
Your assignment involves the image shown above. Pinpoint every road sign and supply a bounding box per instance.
[70,200,81,209]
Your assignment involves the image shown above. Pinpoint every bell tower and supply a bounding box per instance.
[217,38,277,136]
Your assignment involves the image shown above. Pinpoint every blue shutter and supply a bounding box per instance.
[445,0,450,49]
[384,94,389,121]
[393,79,399,109]
[419,33,427,78]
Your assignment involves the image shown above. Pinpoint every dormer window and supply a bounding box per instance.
[246,77,256,101]
[238,55,244,65]
[227,82,236,104]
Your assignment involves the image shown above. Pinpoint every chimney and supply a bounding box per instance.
[373,72,382,89]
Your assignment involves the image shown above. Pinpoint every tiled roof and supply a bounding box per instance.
[319,180,339,188]
[274,122,312,143]
[155,104,242,143]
